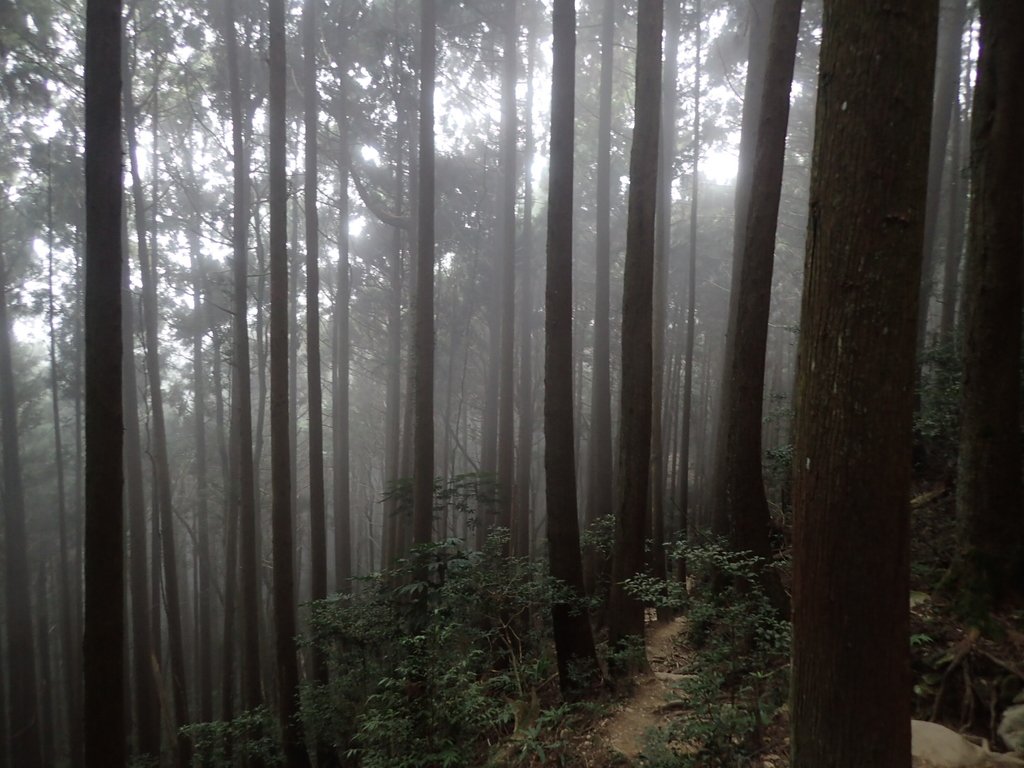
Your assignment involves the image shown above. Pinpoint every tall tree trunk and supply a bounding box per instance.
[584,0,615,595]
[124,41,191,761]
[544,0,602,701]
[937,83,966,345]
[190,239,214,724]
[915,0,968,356]
[496,0,517,546]
[677,0,701,579]
[46,151,86,767]
[709,0,772,541]
[707,0,801,616]
[83,0,125,761]
[121,214,159,757]
[651,0,680,602]
[333,128,352,592]
[0,621,8,768]
[607,0,663,671]
[951,0,1024,615]
[222,0,263,714]
[36,562,54,767]
[514,18,537,560]
[1,211,43,768]
[790,0,937,764]
[413,0,437,556]
[269,0,310,763]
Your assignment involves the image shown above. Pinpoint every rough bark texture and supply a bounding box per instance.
[413,0,437,555]
[607,0,662,668]
[83,0,124,762]
[708,0,801,617]
[952,0,1024,615]
[584,0,615,595]
[269,0,310,763]
[790,1,937,765]
[544,0,602,700]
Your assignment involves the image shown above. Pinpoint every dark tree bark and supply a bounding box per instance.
[584,0,615,596]
[496,0,517,546]
[222,0,263,714]
[544,0,602,700]
[269,0,310,763]
[124,40,191,761]
[83,0,125,762]
[36,563,54,767]
[607,0,663,670]
[707,0,801,617]
[0,622,7,768]
[951,0,1024,615]
[790,0,937,765]
[937,82,966,344]
[413,0,437,555]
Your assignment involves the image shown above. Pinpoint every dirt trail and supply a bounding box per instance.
[595,616,692,762]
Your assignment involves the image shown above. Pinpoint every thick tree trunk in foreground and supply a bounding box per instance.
[83,0,125,762]
[545,0,602,701]
[952,0,1024,616]
[790,1,937,765]
[607,0,663,671]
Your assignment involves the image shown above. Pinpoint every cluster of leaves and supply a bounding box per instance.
[636,540,791,768]
[302,532,577,767]
[915,339,963,469]
[182,707,283,767]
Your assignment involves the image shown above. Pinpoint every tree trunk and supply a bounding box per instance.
[584,0,615,596]
[124,42,191,761]
[937,82,966,344]
[790,1,937,764]
[83,0,125,761]
[413,0,437,557]
[607,0,663,671]
[222,0,263,714]
[951,0,1024,615]
[651,0,680,604]
[545,0,602,701]
[514,19,537,560]
[0,248,43,768]
[496,0,517,547]
[707,0,801,617]
[333,125,352,592]
[46,154,86,766]
[269,0,310,763]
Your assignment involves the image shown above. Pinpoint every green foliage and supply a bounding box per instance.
[915,339,962,465]
[182,707,283,767]
[303,532,570,767]
[383,472,500,535]
[638,540,790,767]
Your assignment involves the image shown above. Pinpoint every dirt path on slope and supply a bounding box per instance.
[593,616,693,763]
